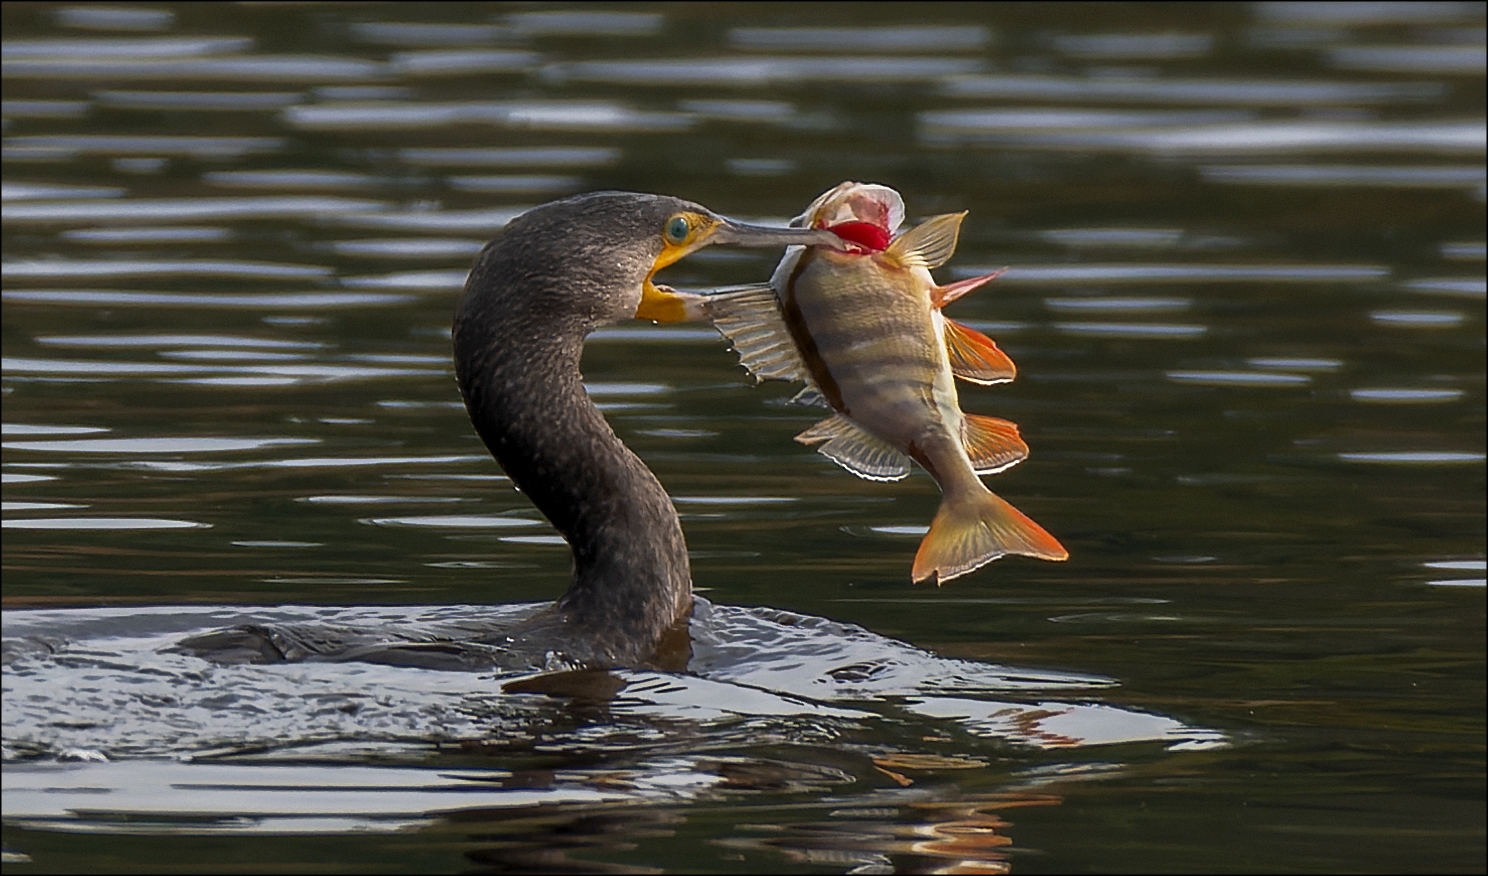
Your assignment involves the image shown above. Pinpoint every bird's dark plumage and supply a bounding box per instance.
[453,192,834,668]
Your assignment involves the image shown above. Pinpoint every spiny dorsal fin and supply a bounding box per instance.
[795,414,912,481]
[884,212,966,270]
[943,318,1016,385]
[701,283,807,384]
[962,414,1028,475]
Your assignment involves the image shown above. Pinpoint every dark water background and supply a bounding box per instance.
[2,2,1484,873]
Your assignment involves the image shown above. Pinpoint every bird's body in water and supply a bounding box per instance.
[175,191,839,671]
[452,194,696,669]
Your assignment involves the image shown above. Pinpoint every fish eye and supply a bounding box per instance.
[664,214,691,245]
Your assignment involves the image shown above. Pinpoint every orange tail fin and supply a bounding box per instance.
[911,489,1067,584]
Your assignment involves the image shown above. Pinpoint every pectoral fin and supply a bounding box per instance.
[796,415,912,481]
[962,414,1028,475]
[943,318,1016,385]
[701,283,807,384]
[931,268,1006,309]
[884,212,966,270]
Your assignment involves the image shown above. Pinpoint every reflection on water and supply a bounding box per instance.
[2,1,1484,872]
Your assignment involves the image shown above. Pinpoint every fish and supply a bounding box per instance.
[689,182,1068,583]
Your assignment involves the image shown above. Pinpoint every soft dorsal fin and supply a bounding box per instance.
[884,212,966,270]
[795,414,912,481]
[700,283,807,384]
[961,414,1028,475]
[931,268,1006,309]
[943,318,1016,385]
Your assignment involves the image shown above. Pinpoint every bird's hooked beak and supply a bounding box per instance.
[636,216,840,323]
[707,218,843,249]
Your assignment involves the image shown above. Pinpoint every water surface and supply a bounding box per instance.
[2,3,1484,873]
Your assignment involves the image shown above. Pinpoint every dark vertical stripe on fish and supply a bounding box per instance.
[780,250,846,414]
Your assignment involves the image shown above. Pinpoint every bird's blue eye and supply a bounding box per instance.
[665,215,690,244]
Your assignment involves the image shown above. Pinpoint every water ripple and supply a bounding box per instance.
[1,55,384,82]
[35,333,323,349]
[1403,277,1486,297]
[1255,2,1477,25]
[1168,371,1312,386]
[2,36,253,59]
[1,517,208,530]
[730,26,990,53]
[1045,296,1191,312]
[1056,322,1207,339]
[349,22,518,47]
[54,7,175,31]
[1370,310,1466,327]
[364,515,542,529]
[3,135,284,161]
[3,290,414,309]
[1,195,384,225]
[938,74,1443,105]
[341,270,468,291]
[1349,388,1464,403]
[94,90,304,111]
[284,100,689,132]
[446,174,582,195]
[545,57,983,87]
[388,49,541,77]
[60,226,231,244]
[1052,32,1214,59]
[1201,164,1486,188]
[203,169,380,190]
[1440,241,1486,261]
[327,239,484,259]
[1247,357,1344,371]
[957,263,1387,285]
[396,146,619,167]
[2,182,125,200]
[1,436,318,454]
[3,259,331,281]
[1337,451,1484,464]
[329,207,527,233]
[1040,227,1185,249]
[1329,44,1487,74]
[506,10,664,37]
[924,117,1486,155]
[1426,560,1488,571]
[2,423,109,436]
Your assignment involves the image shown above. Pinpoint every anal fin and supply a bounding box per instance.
[962,414,1028,475]
[796,414,912,481]
[944,318,1016,385]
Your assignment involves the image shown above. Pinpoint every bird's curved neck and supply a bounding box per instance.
[456,328,692,666]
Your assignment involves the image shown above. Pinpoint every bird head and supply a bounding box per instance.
[465,191,839,331]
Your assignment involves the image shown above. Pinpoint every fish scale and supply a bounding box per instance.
[786,249,952,438]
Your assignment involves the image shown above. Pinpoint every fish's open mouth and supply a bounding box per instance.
[822,220,891,252]
[802,182,904,254]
